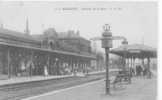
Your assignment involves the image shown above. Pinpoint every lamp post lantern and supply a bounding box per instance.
[90,24,128,95]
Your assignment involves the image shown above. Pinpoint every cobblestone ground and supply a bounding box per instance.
[26,76,157,100]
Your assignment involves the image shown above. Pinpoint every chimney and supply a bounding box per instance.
[24,18,30,35]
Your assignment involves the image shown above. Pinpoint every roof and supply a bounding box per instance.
[0,41,96,59]
[0,28,95,59]
[0,28,40,43]
[58,32,90,42]
[110,44,157,58]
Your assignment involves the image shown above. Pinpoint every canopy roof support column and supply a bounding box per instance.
[73,61,76,75]
[142,57,144,69]
[29,51,34,77]
[7,47,11,78]
[71,59,74,74]
[56,57,60,75]
[131,57,134,68]
[46,53,50,76]
[128,58,130,68]
[147,57,151,78]
[133,57,136,76]
[122,56,126,71]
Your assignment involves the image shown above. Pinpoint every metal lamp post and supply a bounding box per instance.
[102,24,112,94]
[122,39,128,71]
[122,39,131,83]
[91,24,128,94]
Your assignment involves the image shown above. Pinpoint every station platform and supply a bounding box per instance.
[24,76,157,100]
[0,75,74,86]
[0,71,106,87]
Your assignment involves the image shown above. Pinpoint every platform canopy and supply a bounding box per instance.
[110,44,157,58]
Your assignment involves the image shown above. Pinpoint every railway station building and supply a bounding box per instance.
[0,27,97,78]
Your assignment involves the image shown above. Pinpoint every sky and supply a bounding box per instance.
[0,1,158,51]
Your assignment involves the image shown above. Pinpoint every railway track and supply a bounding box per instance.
[0,73,105,100]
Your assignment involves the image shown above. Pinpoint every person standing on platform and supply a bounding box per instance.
[44,65,48,76]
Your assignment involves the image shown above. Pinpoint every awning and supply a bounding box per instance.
[0,41,96,60]
[110,44,157,58]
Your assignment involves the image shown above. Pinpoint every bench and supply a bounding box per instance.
[112,71,131,88]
